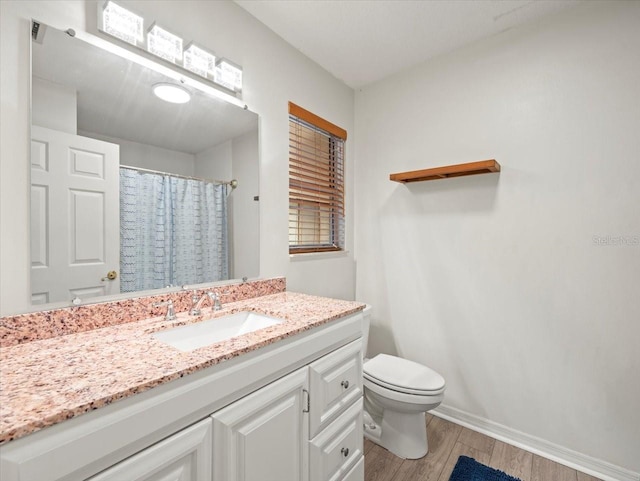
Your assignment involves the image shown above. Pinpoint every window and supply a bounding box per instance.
[289,102,346,254]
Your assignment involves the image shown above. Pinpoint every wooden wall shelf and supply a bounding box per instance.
[390,159,501,183]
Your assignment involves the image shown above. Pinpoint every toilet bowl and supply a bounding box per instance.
[361,305,445,459]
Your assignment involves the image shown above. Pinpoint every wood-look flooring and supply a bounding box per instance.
[364,414,603,481]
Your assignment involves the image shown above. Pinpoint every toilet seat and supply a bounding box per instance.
[363,354,445,396]
[364,373,446,397]
[364,377,445,405]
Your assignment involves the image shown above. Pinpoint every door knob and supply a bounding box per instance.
[101,271,118,281]
[341,380,349,389]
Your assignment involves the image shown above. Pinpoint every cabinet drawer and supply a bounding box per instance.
[342,456,364,481]
[309,338,363,437]
[309,398,363,481]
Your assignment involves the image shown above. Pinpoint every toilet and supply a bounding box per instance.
[361,305,446,459]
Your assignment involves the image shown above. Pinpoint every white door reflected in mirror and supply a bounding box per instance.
[30,126,120,305]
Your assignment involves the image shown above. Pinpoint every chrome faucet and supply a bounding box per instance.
[153,300,176,321]
[190,291,221,315]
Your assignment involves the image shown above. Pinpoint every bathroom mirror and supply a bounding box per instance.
[28,22,259,308]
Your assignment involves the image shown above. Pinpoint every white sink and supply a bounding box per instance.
[152,311,284,352]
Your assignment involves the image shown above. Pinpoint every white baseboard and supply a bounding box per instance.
[432,404,639,481]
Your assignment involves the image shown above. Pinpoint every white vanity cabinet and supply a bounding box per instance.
[88,419,212,481]
[0,310,364,481]
[211,339,363,481]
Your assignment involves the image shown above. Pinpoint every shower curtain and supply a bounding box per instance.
[119,168,229,292]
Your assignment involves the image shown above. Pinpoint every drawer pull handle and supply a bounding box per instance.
[341,447,349,457]
[341,380,350,389]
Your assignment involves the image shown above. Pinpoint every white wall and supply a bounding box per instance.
[194,140,232,180]
[32,77,77,134]
[86,131,196,176]
[231,130,260,280]
[354,1,640,474]
[0,0,355,315]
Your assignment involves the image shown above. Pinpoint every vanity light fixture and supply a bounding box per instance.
[101,1,144,46]
[98,3,243,97]
[147,23,183,64]
[183,43,216,79]
[214,59,243,93]
[152,83,191,104]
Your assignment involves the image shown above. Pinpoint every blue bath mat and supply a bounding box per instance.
[450,456,522,481]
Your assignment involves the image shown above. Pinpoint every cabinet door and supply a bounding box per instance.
[88,419,211,481]
[211,367,309,481]
[309,339,363,437]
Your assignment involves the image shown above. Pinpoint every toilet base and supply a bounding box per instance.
[363,410,428,459]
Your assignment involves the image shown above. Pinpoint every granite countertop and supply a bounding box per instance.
[0,292,364,445]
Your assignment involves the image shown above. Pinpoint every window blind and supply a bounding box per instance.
[289,102,346,253]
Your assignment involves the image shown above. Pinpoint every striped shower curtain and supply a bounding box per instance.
[119,168,228,292]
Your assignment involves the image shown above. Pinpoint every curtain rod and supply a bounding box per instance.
[120,164,238,189]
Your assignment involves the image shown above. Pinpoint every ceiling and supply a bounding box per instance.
[235,0,581,88]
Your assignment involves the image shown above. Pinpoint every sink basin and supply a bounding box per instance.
[152,311,284,352]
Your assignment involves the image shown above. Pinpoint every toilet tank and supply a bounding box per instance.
[361,304,372,359]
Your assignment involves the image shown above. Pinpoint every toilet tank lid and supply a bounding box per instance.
[363,354,445,392]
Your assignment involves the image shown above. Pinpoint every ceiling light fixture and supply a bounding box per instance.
[101,1,144,46]
[152,83,191,104]
[147,23,183,63]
